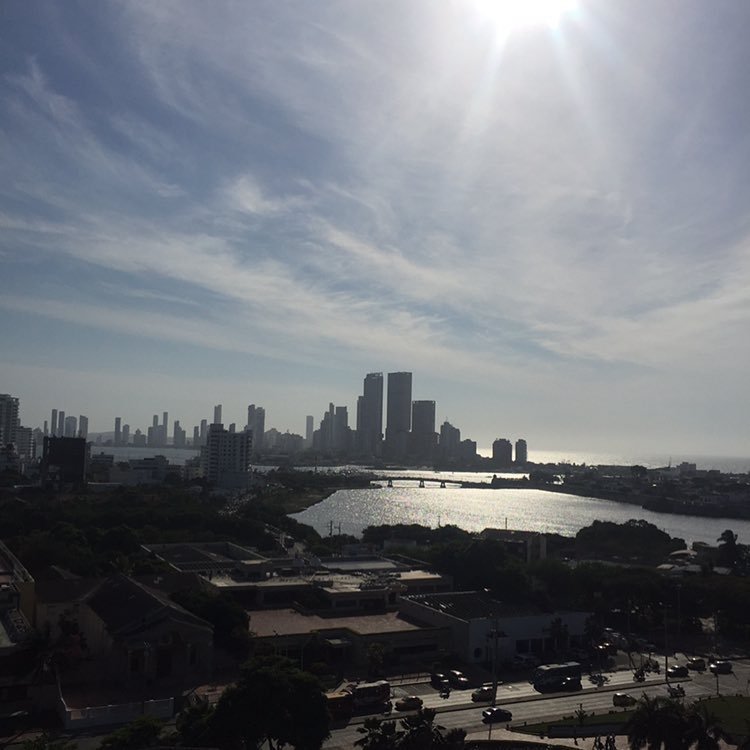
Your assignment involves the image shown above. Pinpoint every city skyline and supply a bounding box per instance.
[2,1,750,457]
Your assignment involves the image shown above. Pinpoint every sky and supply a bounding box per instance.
[2,0,750,457]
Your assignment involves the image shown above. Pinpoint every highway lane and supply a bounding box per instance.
[325,661,748,750]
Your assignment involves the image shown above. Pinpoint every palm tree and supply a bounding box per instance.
[683,704,728,750]
[398,708,446,750]
[625,695,687,750]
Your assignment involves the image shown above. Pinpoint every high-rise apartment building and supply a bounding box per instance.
[410,400,437,462]
[114,417,122,446]
[356,372,383,456]
[305,415,314,448]
[213,405,222,425]
[173,420,186,448]
[121,424,130,446]
[200,419,208,445]
[252,407,265,451]
[439,421,461,460]
[0,394,20,446]
[385,372,412,460]
[162,412,169,444]
[515,438,528,465]
[78,415,88,439]
[492,438,513,467]
[332,406,350,453]
[193,426,200,446]
[57,411,65,438]
[201,423,253,488]
[64,415,77,438]
[50,408,58,437]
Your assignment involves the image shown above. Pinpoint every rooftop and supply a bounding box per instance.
[401,591,537,621]
[249,608,424,637]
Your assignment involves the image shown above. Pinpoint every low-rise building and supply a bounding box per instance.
[398,590,590,665]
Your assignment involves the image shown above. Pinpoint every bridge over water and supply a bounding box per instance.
[374,476,464,488]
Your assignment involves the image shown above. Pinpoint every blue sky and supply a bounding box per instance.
[2,0,750,456]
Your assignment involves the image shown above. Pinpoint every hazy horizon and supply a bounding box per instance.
[3,1,750,457]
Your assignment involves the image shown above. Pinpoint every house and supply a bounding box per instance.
[34,573,214,729]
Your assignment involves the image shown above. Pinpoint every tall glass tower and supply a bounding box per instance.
[385,371,412,460]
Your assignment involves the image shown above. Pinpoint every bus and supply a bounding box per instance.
[326,691,354,721]
[532,662,582,688]
[349,680,391,709]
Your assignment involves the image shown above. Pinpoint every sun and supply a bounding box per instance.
[473,0,578,31]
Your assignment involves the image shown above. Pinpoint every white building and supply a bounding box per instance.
[201,423,253,488]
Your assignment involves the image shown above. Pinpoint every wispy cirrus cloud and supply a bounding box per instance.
[2,0,750,452]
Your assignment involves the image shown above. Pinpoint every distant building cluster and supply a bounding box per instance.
[1,374,529,487]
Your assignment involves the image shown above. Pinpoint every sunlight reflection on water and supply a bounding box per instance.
[290,486,750,545]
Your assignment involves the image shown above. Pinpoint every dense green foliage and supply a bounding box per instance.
[355,709,466,750]
[0,485,321,577]
[360,521,750,640]
[176,654,330,750]
[575,519,686,563]
[98,716,164,750]
[625,695,728,750]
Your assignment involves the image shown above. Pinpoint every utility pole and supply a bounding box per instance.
[490,620,500,706]
[664,603,669,682]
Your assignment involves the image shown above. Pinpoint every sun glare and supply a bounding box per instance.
[474,0,578,30]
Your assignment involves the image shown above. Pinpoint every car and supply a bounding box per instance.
[686,658,705,671]
[395,696,423,711]
[482,706,512,724]
[666,665,689,679]
[613,692,637,707]
[430,672,448,688]
[471,685,495,702]
[709,660,732,674]
[449,669,470,688]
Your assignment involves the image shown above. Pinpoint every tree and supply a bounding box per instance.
[99,716,164,750]
[624,695,728,750]
[625,694,684,750]
[189,654,330,750]
[367,643,386,679]
[717,529,739,569]
[399,708,447,750]
[22,734,77,750]
[355,717,403,750]
[683,704,728,750]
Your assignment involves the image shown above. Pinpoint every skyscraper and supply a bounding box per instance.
[162,411,169,445]
[57,411,65,437]
[515,438,528,465]
[213,404,222,425]
[305,415,314,448]
[121,424,130,445]
[252,407,265,451]
[0,394,20,446]
[492,438,513,467]
[78,415,88,439]
[385,372,412,460]
[50,408,58,437]
[357,372,383,456]
[114,417,121,446]
[64,415,77,438]
[410,400,436,462]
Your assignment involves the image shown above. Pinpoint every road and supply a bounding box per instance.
[325,658,750,750]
